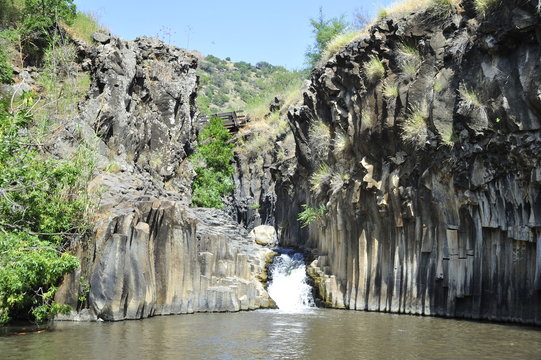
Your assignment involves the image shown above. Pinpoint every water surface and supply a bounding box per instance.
[1,309,540,360]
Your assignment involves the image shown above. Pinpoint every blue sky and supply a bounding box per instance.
[74,0,394,69]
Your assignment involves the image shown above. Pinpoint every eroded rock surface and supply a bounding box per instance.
[55,36,273,320]
[275,1,541,324]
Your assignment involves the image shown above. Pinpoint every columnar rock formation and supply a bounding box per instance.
[55,35,273,321]
[278,0,541,324]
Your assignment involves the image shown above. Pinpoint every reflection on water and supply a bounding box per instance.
[1,309,540,360]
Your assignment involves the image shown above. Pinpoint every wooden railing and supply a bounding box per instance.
[210,110,248,132]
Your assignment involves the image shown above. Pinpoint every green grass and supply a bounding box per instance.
[63,12,108,44]
[364,55,385,83]
[401,106,428,149]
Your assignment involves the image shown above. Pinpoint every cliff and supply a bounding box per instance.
[270,0,541,324]
[54,35,273,321]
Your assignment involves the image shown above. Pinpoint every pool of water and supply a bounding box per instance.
[1,309,540,360]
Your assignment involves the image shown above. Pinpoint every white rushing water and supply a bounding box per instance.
[267,252,315,312]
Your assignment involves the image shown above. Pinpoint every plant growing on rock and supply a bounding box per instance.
[401,105,428,149]
[334,130,351,153]
[310,163,331,193]
[0,46,13,84]
[397,44,422,78]
[190,117,235,209]
[474,0,500,16]
[298,203,327,228]
[0,100,94,324]
[364,55,385,83]
[383,79,399,98]
[308,119,331,161]
[459,86,482,108]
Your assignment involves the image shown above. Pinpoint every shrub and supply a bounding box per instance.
[0,46,13,84]
[22,0,76,36]
[401,105,428,149]
[377,8,389,19]
[0,101,94,324]
[364,55,385,83]
[190,117,235,208]
[298,204,326,228]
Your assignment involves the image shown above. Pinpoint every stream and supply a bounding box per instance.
[1,250,540,359]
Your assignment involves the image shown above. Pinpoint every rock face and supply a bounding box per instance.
[275,1,541,324]
[55,36,273,320]
[56,201,273,321]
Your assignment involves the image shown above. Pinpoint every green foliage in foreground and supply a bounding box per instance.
[190,117,235,208]
[0,46,13,84]
[298,204,327,228]
[0,98,92,324]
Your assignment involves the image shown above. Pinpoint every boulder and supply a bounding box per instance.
[250,225,278,247]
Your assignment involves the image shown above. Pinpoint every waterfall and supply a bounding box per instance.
[267,251,315,312]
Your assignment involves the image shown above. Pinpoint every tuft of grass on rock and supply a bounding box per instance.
[397,44,422,78]
[401,105,428,149]
[364,55,385,83]
[383,79,399,98]
[474,0,500,16]
[310,163,331,194]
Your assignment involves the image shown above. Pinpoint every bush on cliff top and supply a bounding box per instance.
[191,117,235,209]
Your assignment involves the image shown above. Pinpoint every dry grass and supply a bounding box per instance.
[361,113,375,129]
[319,30,367,64]
[397,44,422,78]
[401,105,428,149]
[308,120,331,160]
[474,0,500,16]
[310,163,331,193]
[364,56,385,83]
[334,130,351,153]
[383,79,399,98]
[439,123,454,146]
[379,0,461,19]
[459,86,482,108]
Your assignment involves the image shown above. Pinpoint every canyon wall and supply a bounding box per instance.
[278,0,541,324]
[54,35,273,321]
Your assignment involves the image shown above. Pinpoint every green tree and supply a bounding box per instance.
[190,117,235,208]
[0,46,13,84]
[305,7,349,68]
[21,0,77,35]
[0,99,93,324]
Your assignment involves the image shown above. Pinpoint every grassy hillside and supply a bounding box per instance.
[196,55,306,118]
